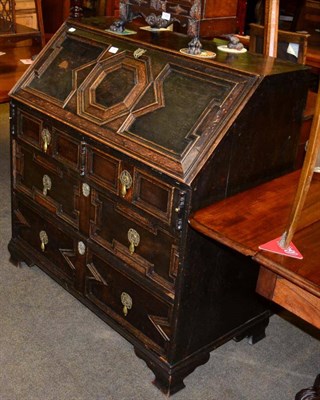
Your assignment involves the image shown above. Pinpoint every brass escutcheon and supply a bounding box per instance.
[128,228,140,254]
[42,174,52,196]
[82,183,90,197]
[39,230,48,252]
[41,128,51,153]
[121,292,132,317]
[78,241,86,255]
[119,170,132,198]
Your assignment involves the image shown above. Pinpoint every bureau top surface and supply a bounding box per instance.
[10,17,307,183]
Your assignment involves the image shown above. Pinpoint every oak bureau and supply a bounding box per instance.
[8,17,309,395]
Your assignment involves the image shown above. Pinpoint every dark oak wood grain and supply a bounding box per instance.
[7,17,310,395]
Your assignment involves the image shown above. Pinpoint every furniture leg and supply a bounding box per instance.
[295,374,320,400]
[233,316,270,345]
[134,347,210,396]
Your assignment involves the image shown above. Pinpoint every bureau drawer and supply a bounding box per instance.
[132,169,176,225]
[86,145,121,194]
[87,144,184,227]
[14,142,80,229]
[12,198,83,287]
[89,189,179,292]
[85,249,173,354]
[17,109,82,172]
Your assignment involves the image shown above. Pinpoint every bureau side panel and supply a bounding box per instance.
[191,69,309,211]
[169,226,269,363]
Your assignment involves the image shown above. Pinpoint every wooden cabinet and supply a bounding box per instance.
[120,0,247,36]
[41,0,246,36]
[8,18,309,395]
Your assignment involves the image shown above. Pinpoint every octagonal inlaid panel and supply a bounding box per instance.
[77,51,152,125]
[95,67,136,108]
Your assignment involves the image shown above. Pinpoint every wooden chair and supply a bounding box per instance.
[249,22,310,64]
[0,0,45,47]
[0,0,45,103]
[35,0,45,47]
[249,23,316,169]
[254,0,306,32]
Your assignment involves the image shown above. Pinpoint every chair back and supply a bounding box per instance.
[249,23,310,64]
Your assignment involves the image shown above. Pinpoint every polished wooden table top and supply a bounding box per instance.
[190,170,320,332]
[0,45,41,103]
[190,170,320,298]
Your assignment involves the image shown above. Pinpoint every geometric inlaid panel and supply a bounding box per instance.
[77,51,155,125]
[28,37,104,103]
[127,64,237,156]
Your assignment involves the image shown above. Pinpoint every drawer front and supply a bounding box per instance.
[87,144,183,227]
[12,198,83,287]
[132,169,175,224]
[17,108,82,172]
[53,127,83,172]
[87,145,121,194]
[89,189,179,292]
[14,142,80,229]
[17,109,44,149]
[85,249,172,354]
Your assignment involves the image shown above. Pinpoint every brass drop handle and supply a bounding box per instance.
[39,230,48,252]
[42,174,52,196]
[41,128,51,153]
[119,170,132,198]
[121,184,126,198]
[127,228,140,255]
[121,292,132,317]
